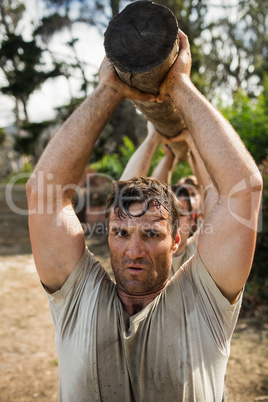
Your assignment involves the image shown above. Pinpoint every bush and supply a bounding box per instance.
[221,84,268,165]
[5,161,33,185]
[91,135,193,182]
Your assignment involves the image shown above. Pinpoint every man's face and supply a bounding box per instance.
[177,197,194,252]
[183,184,201,213]
[108,202,180,296]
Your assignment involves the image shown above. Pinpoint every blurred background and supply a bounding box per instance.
[0,0,267,400]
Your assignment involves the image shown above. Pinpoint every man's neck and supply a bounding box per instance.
[117,286,166,316]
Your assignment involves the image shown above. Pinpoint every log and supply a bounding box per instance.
[104,0,188,161]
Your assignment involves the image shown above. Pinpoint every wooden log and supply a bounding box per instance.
[104,0,188,161]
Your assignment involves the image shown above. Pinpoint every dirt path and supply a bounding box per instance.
[1,186,268,401]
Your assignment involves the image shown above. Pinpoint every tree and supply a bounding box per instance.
[43,0,124,32]
[0,33,61,121]
[34,12,91,96]
[200,0,268,98]
[0,0,62,132]
[221,75,268,165]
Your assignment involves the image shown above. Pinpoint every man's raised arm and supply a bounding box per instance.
[120,122,161,180]
[26,57,155,293]
[158,30,263,303]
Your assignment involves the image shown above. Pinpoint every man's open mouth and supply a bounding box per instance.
[127,267,144,273]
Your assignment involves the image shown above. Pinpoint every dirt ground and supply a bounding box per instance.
[1,185,268,402]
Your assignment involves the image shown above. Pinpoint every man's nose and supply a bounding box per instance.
[125,236,146,259]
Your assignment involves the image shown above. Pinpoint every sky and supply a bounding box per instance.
[0,0,105,127]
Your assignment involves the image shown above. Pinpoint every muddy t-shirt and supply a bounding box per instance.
[45,248,242,402]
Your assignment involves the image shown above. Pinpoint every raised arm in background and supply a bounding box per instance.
[185,131,218,218]
[26,57,155,293]
[157,30,263,303]
[120,122,163,180]
[151,143,178,183]
[166,130,217,218]
[120,121,179,182]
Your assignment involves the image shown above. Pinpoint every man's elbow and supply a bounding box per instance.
[26,176,37,201]
[249,170,263,196]
[228,170,263,220]
[26,174,42,210]
[255,171,263,192]
[242,170,263,223]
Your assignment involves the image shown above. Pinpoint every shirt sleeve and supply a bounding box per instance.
[173,251,243,348]
[44,247,114,336]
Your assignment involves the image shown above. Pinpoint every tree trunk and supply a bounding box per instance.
[104,0,188,160]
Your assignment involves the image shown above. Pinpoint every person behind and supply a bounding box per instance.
[170,184,198,274]
[161,129,219,271]
[26,30,262,401]
[177,175,200,207]
[120,123,215,272]
[120,122,203,221]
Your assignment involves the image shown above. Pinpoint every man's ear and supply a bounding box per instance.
[171,229,181,254]
[190,211,196,223]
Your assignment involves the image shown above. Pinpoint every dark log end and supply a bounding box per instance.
[104,1,178,73]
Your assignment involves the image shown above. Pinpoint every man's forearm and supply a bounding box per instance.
[151,147,177,183]
[120,133,160,181]
[184,134,211,190]
[29,83,122,193]
[169,77,260,194]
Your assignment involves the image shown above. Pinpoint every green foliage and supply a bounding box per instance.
[90,136,135,180]
[220,84,268,164]
[50,358,58,367]
[5,161,33,184]
[171,161,192,184]
[91,153,123,180]
[118,136,136,167]
[147,145,165,176]
[91,135,192,183]
[147,144,192,183]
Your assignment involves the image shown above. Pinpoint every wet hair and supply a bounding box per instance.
[177,175,199,190]
[105,177,181,240]
[171,185,193,214]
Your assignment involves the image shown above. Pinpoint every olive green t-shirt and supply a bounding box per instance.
[46,247,242,402]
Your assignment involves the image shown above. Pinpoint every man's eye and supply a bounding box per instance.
[116,229,128,237]
[145,231,158,238]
